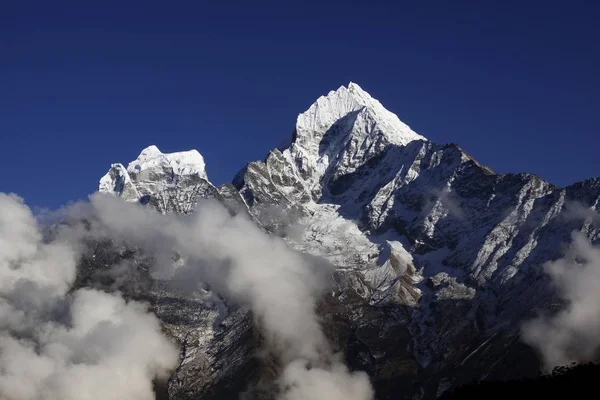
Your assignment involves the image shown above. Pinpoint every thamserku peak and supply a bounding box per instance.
[96,82,600,400]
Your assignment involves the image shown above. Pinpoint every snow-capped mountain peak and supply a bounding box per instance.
[293,82,426,155]
[99,146,212,205]
[94,82,600,400]
[253,83,428,201]
[127,145,208,181]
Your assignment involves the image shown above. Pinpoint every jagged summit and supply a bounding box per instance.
[236,83,428,203]
[293,82,426,154]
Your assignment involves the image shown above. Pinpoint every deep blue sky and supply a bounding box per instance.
[1,1,598,209]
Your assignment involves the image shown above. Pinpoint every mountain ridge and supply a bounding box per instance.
[98,82,600,399]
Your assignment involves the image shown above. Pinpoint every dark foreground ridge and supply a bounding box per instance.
[440,363,600,399]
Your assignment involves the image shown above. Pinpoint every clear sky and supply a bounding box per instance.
[1,1,598,209]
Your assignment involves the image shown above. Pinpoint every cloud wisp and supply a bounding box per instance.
[522,230,600,369]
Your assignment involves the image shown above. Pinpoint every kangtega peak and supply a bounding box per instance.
[98,83,600,399]
[100,144,210,200]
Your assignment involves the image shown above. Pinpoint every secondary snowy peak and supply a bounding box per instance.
[99,145,212,202]
[127,145,208,181]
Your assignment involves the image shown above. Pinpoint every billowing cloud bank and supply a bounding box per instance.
[0,193,179,400]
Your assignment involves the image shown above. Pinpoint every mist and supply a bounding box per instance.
[1,192,374,400]
[522,230,600,369]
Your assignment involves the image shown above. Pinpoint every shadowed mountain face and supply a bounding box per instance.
[97,83,600,399]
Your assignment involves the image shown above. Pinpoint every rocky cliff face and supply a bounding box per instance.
[98,83,600,399]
